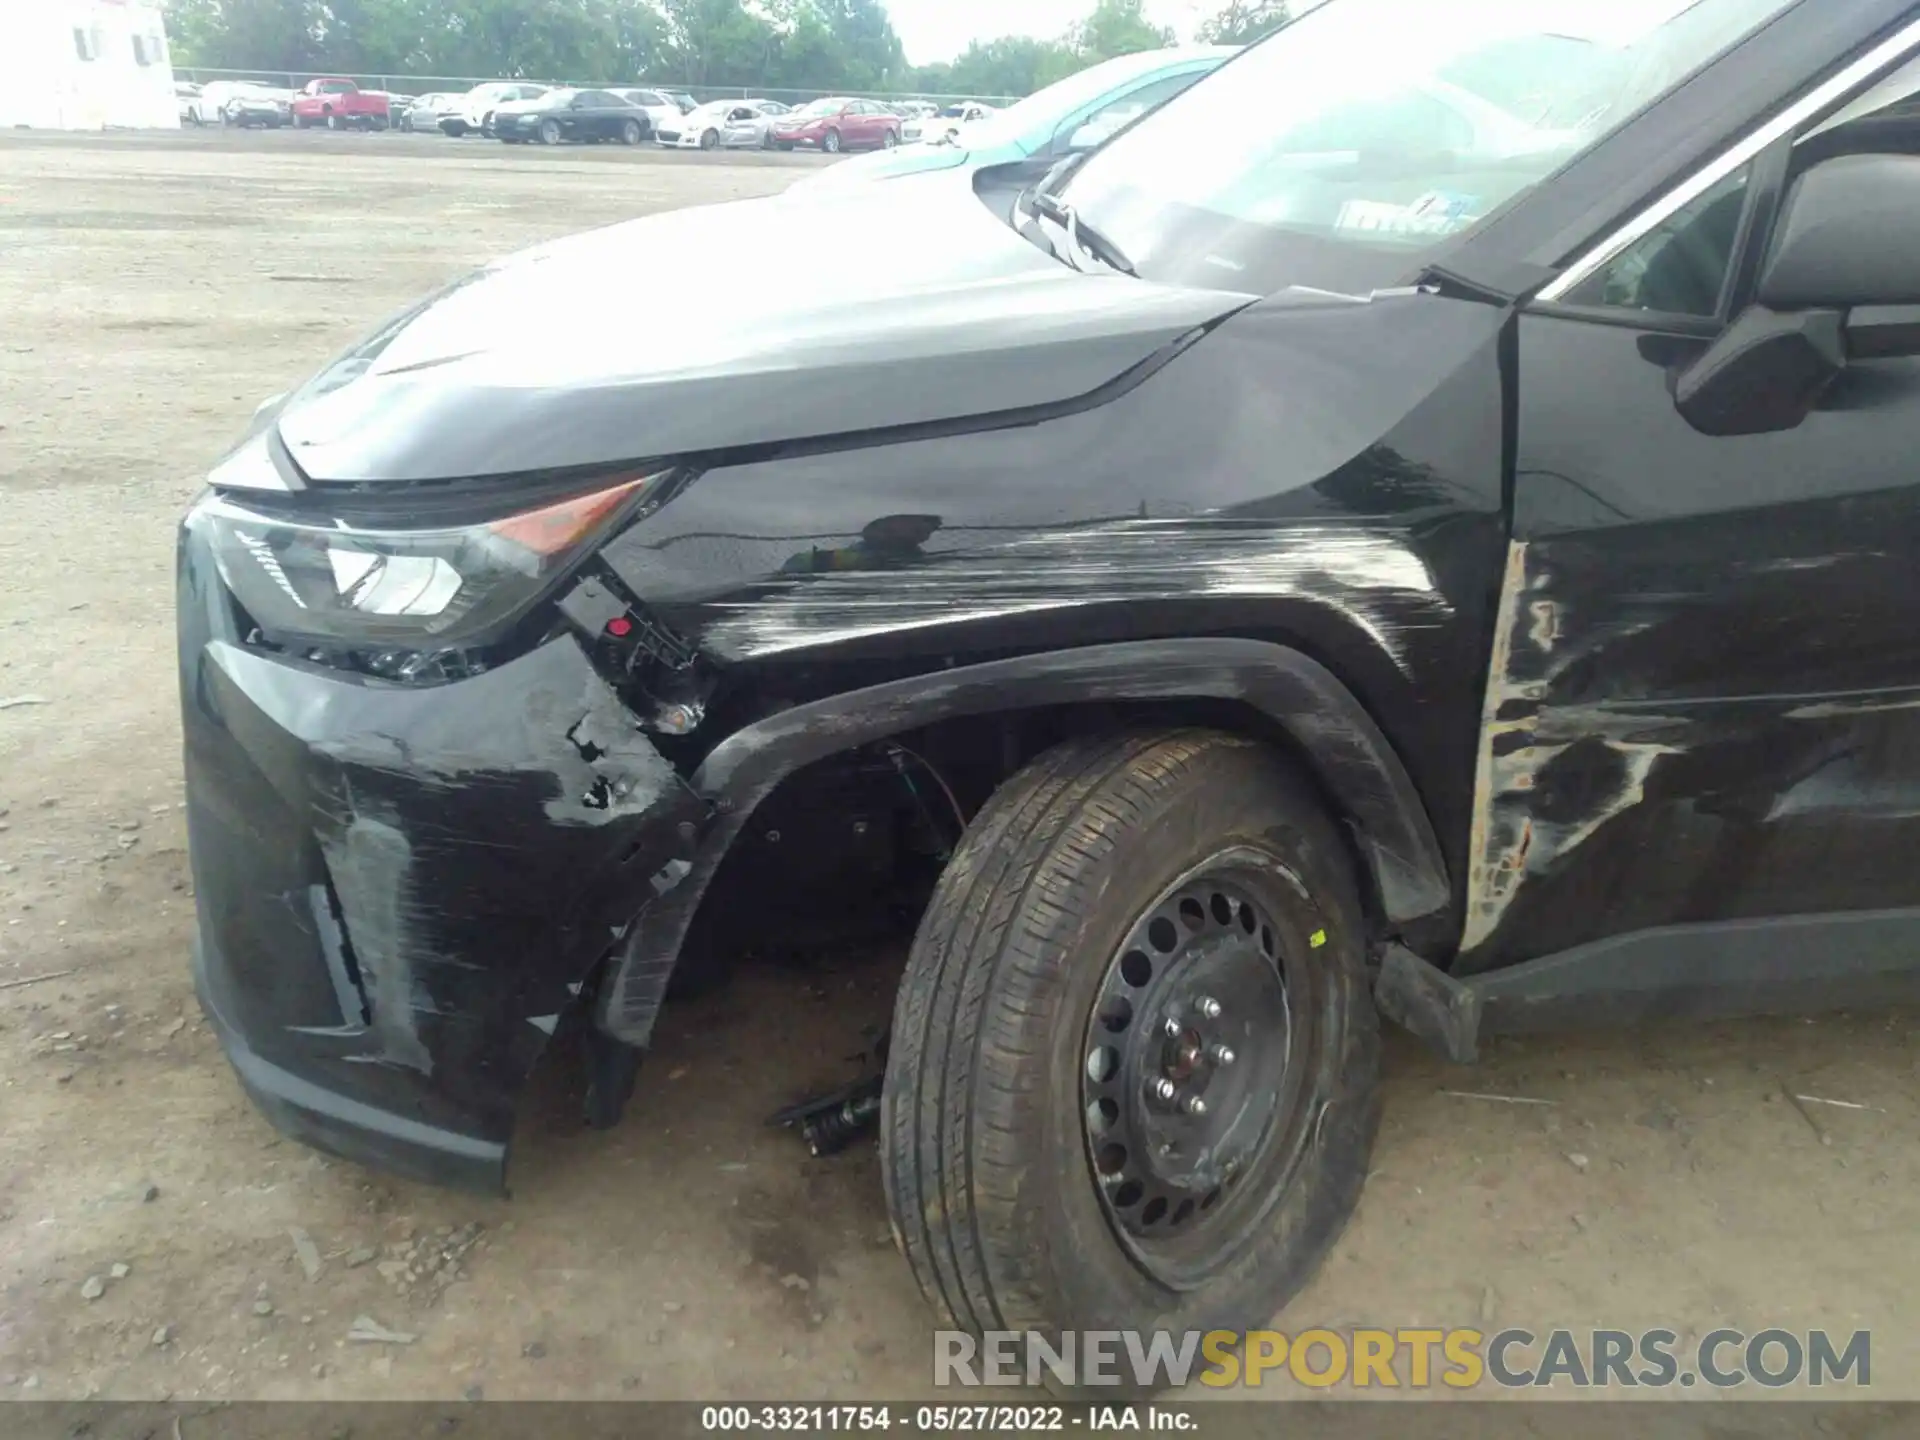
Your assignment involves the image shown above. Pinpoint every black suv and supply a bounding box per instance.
[178,0,1920,1348]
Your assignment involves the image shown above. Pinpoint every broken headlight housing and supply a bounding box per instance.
[197,470,667,681]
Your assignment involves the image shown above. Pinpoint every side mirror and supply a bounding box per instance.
[1674,153,1920,436]
[1758,153,1920,309]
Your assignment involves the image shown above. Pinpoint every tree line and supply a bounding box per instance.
[163,0,1293,96]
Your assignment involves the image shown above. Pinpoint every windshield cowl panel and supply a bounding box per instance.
[1061,0,1801,295]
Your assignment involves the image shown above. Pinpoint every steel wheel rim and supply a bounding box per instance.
[1079,845,1316,1289]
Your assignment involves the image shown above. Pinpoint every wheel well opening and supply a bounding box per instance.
[671,694,1388,1004]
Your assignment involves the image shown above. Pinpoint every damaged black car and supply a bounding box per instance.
[180,0,1920,1351]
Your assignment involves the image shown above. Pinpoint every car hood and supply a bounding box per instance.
[274,174,1252,484]
[797,144,977,189]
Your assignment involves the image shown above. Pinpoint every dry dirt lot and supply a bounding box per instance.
[1,130,1918,1411]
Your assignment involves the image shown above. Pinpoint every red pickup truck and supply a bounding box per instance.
[290,79,391,131]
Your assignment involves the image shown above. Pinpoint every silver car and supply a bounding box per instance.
[204,82,292,129]
[656,99,786,150]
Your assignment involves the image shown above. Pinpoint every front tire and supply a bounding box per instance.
[324,110,340,130]
[700,128,719,151]
[882,730,1379,1378]
[622,119,644,146]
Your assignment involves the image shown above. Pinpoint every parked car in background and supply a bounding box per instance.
[609,88,681,137]
[176,82,220,127]
[902,100,998,145]
[665,91,698,114]
[291,78,392,131]
[443,82,548,137]
[770,96,902,153]
[657,99,785,150]
[796,48,1235,193]
[495,89,651,146]
[401,93,459,132]
[202,81,292,129]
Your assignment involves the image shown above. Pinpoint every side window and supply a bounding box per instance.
[73,27,101,62]
[1555,53,1920,323]
[1560,165,1752,319]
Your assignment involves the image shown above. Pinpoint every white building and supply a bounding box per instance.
[0,0,179,131]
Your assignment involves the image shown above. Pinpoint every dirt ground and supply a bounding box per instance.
[1,130,1917,1408]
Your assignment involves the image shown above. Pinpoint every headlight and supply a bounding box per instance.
[196,471,665,667]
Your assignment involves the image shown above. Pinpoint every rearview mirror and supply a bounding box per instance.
[1673,153,1920,436]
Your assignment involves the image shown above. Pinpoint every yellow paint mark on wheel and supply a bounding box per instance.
[1309,929,1327,949]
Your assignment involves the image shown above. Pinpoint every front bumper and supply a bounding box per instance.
[178,517,704,1192]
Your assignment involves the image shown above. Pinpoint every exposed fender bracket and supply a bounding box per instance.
[1375,943,1480,1064]
[597,638,1452,1047]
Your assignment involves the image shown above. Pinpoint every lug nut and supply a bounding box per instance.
[1208,1044,1236,1067]
[1196,996,1222,1020]
[1151,1078,1177,1102]
[1162,1017,1183,1039]
[1181,1095,1208,1117]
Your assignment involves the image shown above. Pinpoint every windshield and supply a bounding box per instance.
[1058,0,1801,295]
[797,98,846,118]
[965,53,1190,152]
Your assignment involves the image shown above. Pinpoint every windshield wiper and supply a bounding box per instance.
[1022,188,1137,278]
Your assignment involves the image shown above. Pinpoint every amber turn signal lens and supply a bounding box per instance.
[488,476,650,557]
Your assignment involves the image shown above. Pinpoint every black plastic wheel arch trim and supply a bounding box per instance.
[596,637,1450,1046]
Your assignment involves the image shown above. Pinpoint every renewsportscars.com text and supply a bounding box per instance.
[935,1327,1871,1390]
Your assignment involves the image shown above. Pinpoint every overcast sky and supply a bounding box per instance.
[886,0,1216,66]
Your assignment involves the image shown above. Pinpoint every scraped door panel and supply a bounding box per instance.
[1459,310,1920,973]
